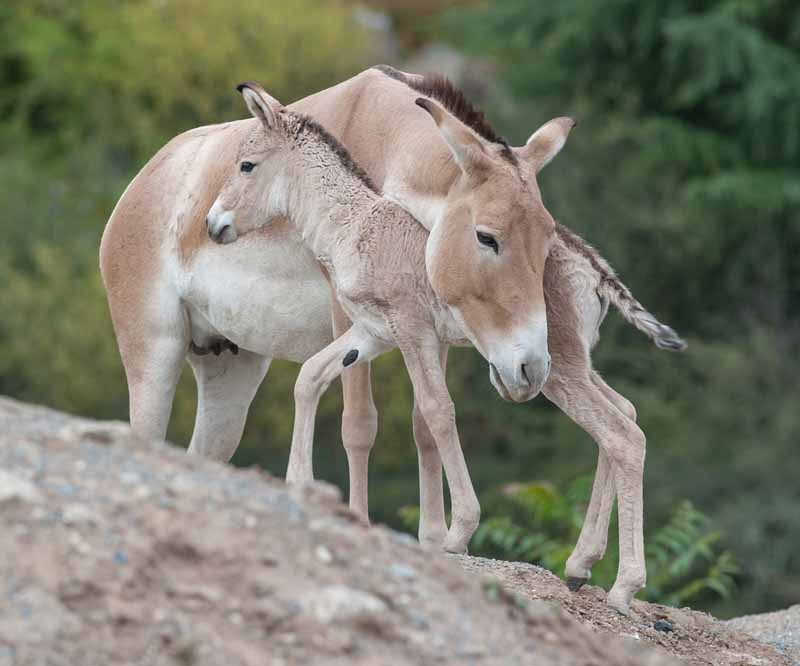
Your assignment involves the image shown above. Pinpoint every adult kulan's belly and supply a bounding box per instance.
[180,222,334,363]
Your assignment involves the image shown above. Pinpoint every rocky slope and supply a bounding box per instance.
[0,397,789,665]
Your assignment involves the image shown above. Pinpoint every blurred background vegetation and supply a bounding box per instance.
[1,0,797,618]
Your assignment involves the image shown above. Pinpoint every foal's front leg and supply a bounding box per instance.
[398,334,480,554]
[286,326,387,487]
[411,344,449,549]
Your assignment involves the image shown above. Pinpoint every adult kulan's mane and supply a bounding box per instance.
[286,112,379,194]
[373,64,517,165]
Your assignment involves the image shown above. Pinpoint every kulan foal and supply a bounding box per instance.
[207,82,571,553]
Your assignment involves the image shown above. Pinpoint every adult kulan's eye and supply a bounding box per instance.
[476,231,499,254]
[240,161,256,173]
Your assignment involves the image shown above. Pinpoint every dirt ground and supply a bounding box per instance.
[458,556,790,666]
[0,396,790,665]
[726,606,800,665]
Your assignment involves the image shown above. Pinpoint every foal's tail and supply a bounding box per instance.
[555,223,687,352]
[598,277,687,352]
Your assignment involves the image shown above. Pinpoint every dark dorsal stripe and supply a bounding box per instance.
[373,64,517,165]
[287,112,379,194]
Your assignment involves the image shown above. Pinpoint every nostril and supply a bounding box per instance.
[521,363,531,386]
[205,217,210,227]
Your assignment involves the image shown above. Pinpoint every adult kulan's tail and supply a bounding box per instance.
[555,223,687,352]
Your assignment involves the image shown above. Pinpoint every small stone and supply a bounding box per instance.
[119,471,139,485]
[61,503,98,526]
[0,470,43,507]
[654,619,673,633]
[388,563,417,580]
[315,545,333,564]
[305,585,388,625]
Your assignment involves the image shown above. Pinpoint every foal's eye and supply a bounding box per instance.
[476,231,499,254]
[240,161,256,173]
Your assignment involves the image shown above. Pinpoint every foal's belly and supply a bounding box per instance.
[180,224,334,363]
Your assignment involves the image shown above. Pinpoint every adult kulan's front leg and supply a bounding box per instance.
[399,337,480,554]
[286,326,385,487]
[331,300,378,524]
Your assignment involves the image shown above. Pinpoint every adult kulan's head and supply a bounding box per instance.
[208,82,574,402]
[412,97,574,402]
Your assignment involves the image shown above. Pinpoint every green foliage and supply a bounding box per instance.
[401,480,739,608]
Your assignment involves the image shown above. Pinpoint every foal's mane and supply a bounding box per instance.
[286,112,379,194]
[373,64,517,165]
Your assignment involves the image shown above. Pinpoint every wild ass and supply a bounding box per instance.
[205,80,570,552]
[100,66,684,613]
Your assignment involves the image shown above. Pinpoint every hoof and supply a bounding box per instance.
[443,534,469,555]
[419,534,447,551]
[566,576,588,592]
[606,589,633,616]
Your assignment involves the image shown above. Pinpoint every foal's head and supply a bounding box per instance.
[206,83,306,245]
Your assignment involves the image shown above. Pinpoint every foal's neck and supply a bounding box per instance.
[282,120,379,260]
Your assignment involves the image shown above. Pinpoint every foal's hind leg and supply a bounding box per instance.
[412,344,449,549]
[544,368,646,614]
[186,348,270,461]
[546,370,638,589]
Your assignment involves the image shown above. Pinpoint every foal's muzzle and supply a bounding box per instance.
[206,215,237,245]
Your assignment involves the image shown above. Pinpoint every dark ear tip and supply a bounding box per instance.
[237,81,259,94]
[415,97,433,113]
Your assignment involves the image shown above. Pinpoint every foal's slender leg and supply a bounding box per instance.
[331,301,378,524]
[286,327,386,487]
[399,335,480,554]
[412,344,449,548]
[544,371,646,614]
[186,349,270,461]
[548,371,638,588]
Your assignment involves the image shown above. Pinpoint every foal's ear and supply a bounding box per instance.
[415,97,486,174]
[237,81,283,129]
[515,117,576,173]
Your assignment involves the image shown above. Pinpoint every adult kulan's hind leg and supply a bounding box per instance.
[186,348,270,461]
[332,301,378,524]
[412,344,449,549]
[544,369,646,614]
[116,298,188,443]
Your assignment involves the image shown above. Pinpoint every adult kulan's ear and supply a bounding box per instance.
[237,81,283,129]
[515,117,576,173]
[415,97,487,174]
